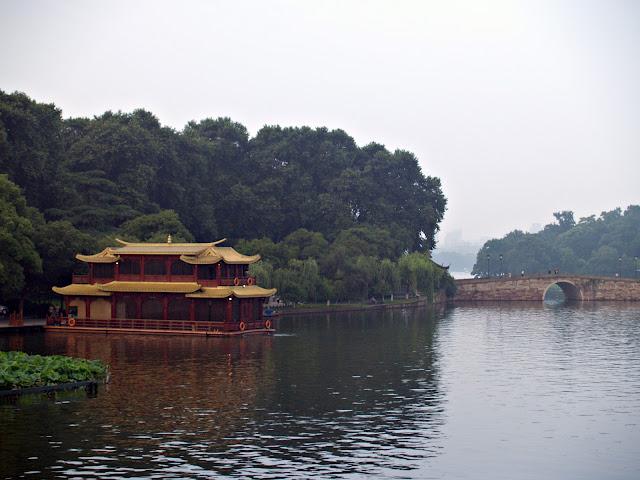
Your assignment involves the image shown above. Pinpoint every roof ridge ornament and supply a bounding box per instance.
[167,234,172,244]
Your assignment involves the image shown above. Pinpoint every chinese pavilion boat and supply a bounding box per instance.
[48,237,276,336]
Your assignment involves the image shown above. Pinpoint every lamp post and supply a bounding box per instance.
[499,254,504,277]
[487,253,491,279]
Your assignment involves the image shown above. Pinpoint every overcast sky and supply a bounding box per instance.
[2,0,638,246]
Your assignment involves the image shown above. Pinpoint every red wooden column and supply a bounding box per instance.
[111,296,117,319]
[140,257,145,280]
[216,263,222,281]
[166,258,172,281]
[162,297,169,321]
[194,265,199,282]
[88,264,94,284]
[114,261,120,281]
[136,295,142,319]
[86,298,92,319]
[226,297,233,323]
[189,299,195,322]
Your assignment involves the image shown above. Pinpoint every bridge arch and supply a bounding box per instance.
[542,280,583,302]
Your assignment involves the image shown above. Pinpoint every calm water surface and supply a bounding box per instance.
[1,303,639,479]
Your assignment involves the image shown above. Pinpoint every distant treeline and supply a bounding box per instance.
[0,90,450,307]
[472,208,640,278]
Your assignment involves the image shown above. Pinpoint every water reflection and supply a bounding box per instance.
[427,302,640,479]
[2,303,639,478]
[1,306,445,478]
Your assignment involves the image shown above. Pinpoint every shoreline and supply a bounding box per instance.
[272,292,448,317]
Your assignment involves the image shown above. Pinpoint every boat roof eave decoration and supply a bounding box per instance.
[179,253,223,265]
[207,247,261,265]
[75,249,120,264]
[185,287,233,299]
[186,286,277,299]
[179,246,261,265]
[52,284,112,297]
[230,286,277,298]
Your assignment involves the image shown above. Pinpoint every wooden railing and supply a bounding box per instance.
[69,274,257,286]
[49,317,268,332]
[200,276,255,287]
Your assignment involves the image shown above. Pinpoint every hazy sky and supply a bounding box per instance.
[2,0,638,246]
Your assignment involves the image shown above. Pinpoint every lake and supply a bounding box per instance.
[1,302,639,479]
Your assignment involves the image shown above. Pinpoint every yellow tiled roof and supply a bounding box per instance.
[76,238,260,264]
[180,246,260,265]
[179,247,222,265]
[110,238,226,255]
[210,247,261,265]
[52,284,112,296]
[186,286,277,299]
[76,249,120,264]
[98,281,202,293]
[231,286,277,298]
[52,282,276,298]
[185,287,233,299]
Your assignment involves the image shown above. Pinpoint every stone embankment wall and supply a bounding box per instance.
[454,275,640,302]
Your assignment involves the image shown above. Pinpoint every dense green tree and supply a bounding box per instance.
[282,229,329,260]
[30,219,95,301]
[118,210,194,242]
[0,91,67,214]
[553,211,576,231]
[60,109,165,230]
[235,237,290,268]
[0,175,42,310]
[1,92,447,250]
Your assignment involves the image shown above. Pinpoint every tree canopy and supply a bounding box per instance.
[1,90,446,249]
[0,174,42,301]
[472,206,640,278]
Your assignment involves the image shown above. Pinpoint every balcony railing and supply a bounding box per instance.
[69,274,257,286]
[218,276,255,286]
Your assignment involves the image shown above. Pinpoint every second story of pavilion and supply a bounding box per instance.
[73,238,261,287]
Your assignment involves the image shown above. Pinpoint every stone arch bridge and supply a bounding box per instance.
[454,275,640,302]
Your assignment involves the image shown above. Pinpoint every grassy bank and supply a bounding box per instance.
[0,351,107,390]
